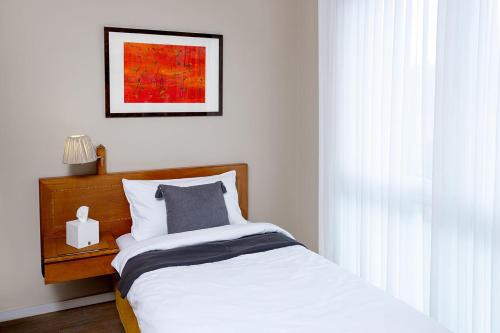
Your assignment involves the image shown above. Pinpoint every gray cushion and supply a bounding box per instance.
[155,181,230,234]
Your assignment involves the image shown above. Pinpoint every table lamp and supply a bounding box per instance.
[63,135,107,175]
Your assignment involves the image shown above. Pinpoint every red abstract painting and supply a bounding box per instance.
[123,42,206,103]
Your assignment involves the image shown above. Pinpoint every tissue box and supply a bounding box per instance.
[66,219,99,249]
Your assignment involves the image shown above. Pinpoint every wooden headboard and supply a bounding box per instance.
[39,163,248,240]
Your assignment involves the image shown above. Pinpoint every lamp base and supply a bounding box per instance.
[96,145,107,175]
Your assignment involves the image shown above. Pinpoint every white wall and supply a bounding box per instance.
[0,0,318,312]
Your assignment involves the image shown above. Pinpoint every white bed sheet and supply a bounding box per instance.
[116,233,137,250]
[113,223,449,333]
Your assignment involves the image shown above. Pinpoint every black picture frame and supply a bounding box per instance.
[104,27,223,118]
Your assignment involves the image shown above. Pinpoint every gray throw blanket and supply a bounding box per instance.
[118,232,304,297]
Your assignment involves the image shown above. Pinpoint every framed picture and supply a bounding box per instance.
[104,27,222,117]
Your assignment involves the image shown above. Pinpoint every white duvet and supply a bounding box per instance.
[112,223,449,333]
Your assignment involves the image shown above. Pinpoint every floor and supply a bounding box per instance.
[0,302,124,333]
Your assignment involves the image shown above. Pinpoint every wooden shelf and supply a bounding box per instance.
[44,232,118,263]
[41,232,118,284]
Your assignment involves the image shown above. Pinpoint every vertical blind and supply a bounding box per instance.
[319,0,500,332]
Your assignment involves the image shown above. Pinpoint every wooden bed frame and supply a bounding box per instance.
[115,278,141,333]
[39,163,248,332]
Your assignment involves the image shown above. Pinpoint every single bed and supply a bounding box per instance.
[39,163,449,333]
[113,223,449,333]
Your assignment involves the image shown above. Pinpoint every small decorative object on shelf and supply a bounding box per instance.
[66,206,99,249]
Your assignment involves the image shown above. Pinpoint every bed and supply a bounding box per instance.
[39,163,449,333]
[114,226,449,333]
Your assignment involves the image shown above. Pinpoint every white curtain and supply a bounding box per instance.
[319,1,500,332]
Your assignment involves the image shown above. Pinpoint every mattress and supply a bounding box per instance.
[113,223,449,333]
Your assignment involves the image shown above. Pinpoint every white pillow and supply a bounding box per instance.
[122,170,247,241]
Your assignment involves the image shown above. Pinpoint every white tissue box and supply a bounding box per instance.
[66,219,99,249]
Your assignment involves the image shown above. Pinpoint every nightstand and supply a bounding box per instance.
[42,232,119,284]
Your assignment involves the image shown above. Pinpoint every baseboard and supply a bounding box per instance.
[0,292,115,322]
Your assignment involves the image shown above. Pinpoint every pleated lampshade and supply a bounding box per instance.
[63,135,97,164]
